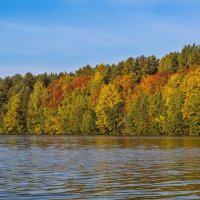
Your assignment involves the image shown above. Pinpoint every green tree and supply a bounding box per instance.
[43,107,63,135]
[60,91,88,134]
[179,44,200,69]
[3,81,31,134]
[165,89,186,135]
[128,91,149,135]
[19,85,31,132]
[148,92,167,135]
[141,55,159,76]
[80,110,96,135]
[159,52,179,73]
[24,72,36,90]
[163,73,187,135]
[0,78,12,133]
[27,81,45,134]
[75,65,94,77]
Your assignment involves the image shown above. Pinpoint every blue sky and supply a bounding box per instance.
[0,0,200,77]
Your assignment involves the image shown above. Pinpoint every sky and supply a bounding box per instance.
[0,0,200,77]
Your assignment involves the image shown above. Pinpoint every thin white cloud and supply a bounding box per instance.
[0,21,113,55]
[0,0,200,76]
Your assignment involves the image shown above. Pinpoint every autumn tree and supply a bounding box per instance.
[3,93,23,134]
[27,81,45,134]
[181,67,200,135]
[129,72,170,135]
[95,84,124,134]
[163,72,187,135]
[0,44,199,135]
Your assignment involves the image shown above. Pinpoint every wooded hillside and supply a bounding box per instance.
[0,44,199,135]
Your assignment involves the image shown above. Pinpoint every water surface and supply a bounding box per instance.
[0,136,200,199]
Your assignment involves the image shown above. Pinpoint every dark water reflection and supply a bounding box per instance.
[0,136,200,199]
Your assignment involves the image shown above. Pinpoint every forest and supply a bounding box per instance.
[0,44,199,135]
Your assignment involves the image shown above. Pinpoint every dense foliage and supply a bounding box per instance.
[0,44,199,135]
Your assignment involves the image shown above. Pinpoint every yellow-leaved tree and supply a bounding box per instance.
[27,81,45,134]
[95,84,124,134]
[3,93,22,133]
[181,67,200,135]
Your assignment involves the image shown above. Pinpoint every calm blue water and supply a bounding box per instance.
[0,136,200,199]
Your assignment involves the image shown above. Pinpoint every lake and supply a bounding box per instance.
[0,136,200,199]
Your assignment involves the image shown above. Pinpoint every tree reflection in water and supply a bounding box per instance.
[0,136,200,199]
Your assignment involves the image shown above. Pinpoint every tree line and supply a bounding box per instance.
[0,44,199,135]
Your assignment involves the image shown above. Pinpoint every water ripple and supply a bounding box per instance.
[0,136,200,199]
